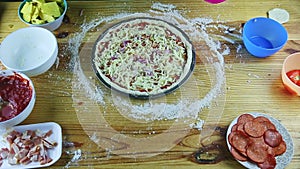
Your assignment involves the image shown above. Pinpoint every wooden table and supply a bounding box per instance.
[1,0,300,168]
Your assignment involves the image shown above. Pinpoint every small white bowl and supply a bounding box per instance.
[0,27,58,77]
[281,52,300,96]
[18,0,68,31]
[0,70,36,128]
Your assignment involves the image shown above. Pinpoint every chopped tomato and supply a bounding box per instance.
[286,69,300,86]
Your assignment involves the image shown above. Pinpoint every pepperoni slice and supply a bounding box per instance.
[244,119,267,137]
[257,154,277,169]
[230,131,249,153]
[230,147,248,162]
[264,129,283,147]
[273,140,287,156]
[237,114,254,125]
[231,124,238,132]
[253,116,269,122]
[249,136,268,150]
[246,142,268,163]
[228,131,235,144]
[264,121,276,131]
[253,116,276,130]
[267,145,276,157]
[236,123,245,133]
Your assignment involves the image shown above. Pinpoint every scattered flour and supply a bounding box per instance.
[69,2,234,127]
[151,2,176,12]
[69,2,240,158]
[64,149,82,168]
[190,118,205,130]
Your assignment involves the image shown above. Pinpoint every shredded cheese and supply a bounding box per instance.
[93,18,191,96]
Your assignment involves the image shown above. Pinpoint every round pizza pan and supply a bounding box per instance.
[91,17,196,99]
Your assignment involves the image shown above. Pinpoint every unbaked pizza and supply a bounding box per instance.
[92,17,195,98]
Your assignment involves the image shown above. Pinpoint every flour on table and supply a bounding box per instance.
[69,2,240,159]
[64,149,82,168]
[68,2,237,123]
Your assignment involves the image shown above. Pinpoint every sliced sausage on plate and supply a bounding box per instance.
[227,113,292,169]
[273,140,287,156]
[249,136,269,150]
[237,114,254,125]
[236,123,246,133]
[231,124,238,132]
[246,141,269,164]
[244,119,267,137]
[257,154,277,169]
[264,129,283,147]
[230,147,248,162]
[230,131,249,154]
[253,116,276,130]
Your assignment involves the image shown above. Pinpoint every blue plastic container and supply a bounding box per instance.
[243,17,288,58]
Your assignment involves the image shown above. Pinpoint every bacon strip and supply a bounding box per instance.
[0,129,57,167]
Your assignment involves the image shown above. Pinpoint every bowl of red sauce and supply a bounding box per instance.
[0,70,35,127]
[281,52,300,96]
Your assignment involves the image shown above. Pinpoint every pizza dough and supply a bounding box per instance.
[92,17,195,98]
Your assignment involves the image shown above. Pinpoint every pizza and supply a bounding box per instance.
[92,17,195,98]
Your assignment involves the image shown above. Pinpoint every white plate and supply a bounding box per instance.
[226,112,294,169]
[0,122,62,169]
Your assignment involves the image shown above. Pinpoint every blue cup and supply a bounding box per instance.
[243,17,288,58]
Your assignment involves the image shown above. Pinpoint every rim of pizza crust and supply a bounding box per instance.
[91,17,196,99]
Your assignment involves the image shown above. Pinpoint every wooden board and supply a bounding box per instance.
[0,0,300,168]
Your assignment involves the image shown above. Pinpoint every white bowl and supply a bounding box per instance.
[0,27,58,77]
[0,70,36,128]
[18,0,68,31]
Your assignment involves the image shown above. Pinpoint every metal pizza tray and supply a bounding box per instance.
[91,17,196,99]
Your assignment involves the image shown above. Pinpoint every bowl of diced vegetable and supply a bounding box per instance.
[281,52,300,96]
[18,0,67,31]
